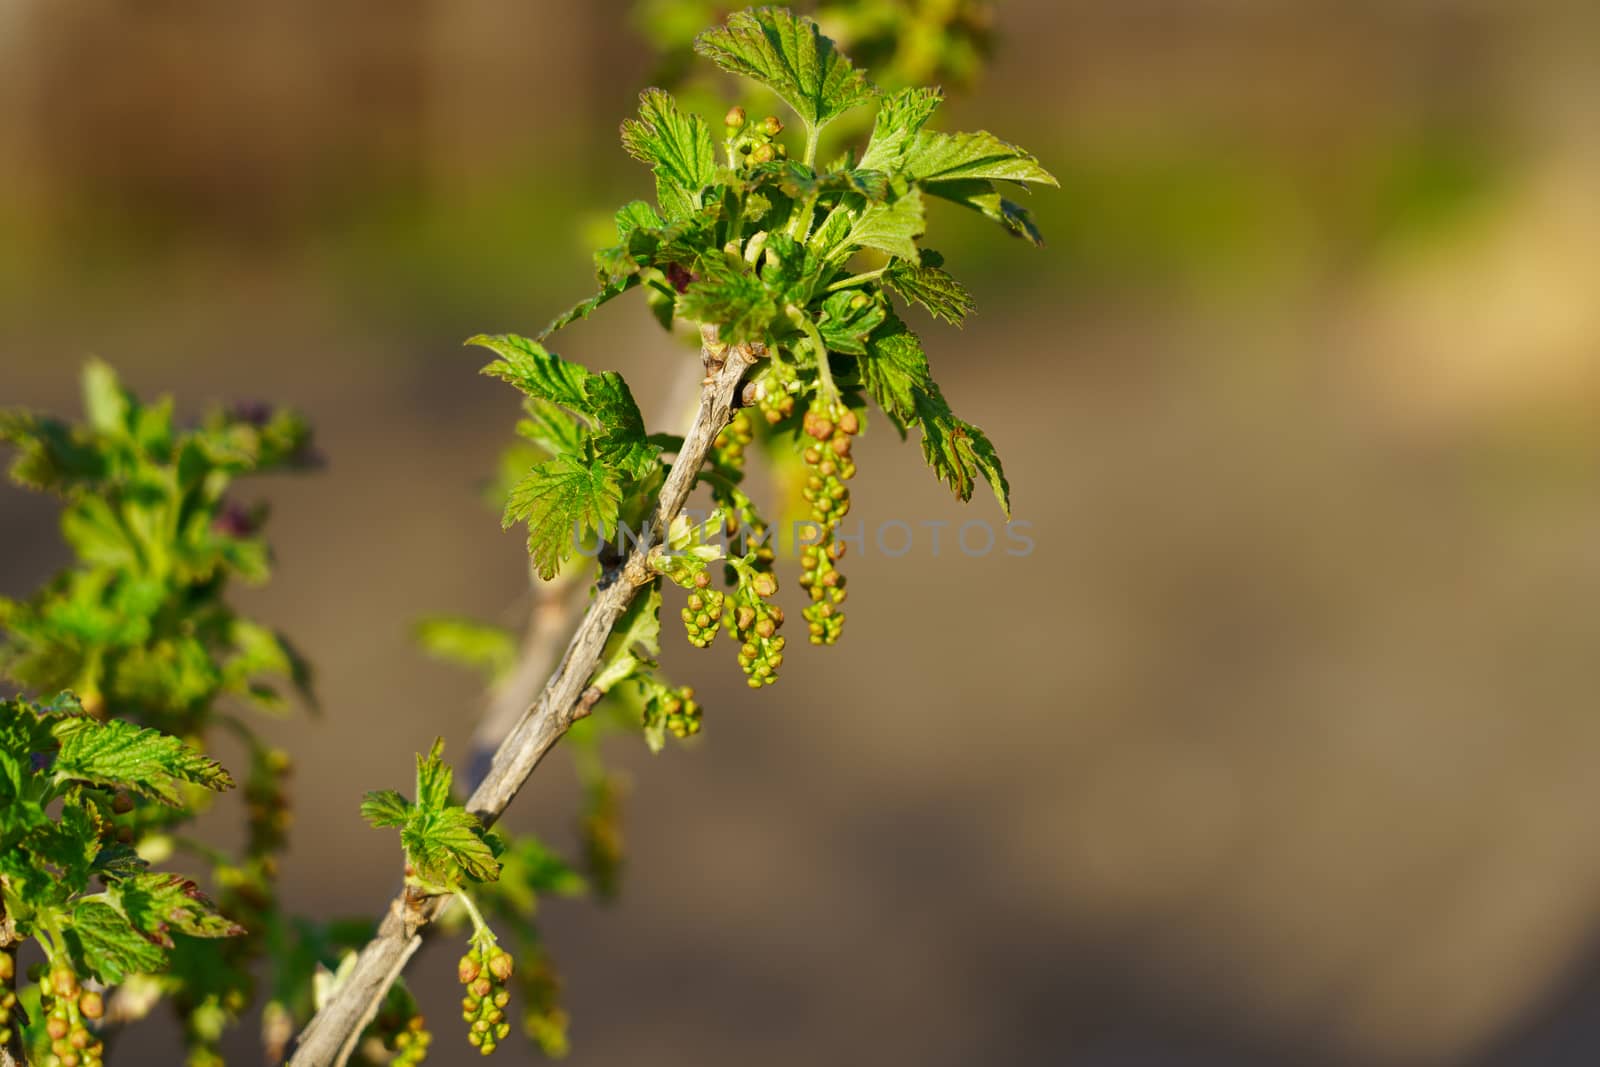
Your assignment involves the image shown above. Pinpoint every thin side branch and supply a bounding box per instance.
[287,329,758,1067]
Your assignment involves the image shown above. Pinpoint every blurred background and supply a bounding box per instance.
[4,1,1600,1064]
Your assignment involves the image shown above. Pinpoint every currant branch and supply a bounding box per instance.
[285,333,759,1067]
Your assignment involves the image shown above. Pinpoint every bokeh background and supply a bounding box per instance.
[4,1,1600,1064]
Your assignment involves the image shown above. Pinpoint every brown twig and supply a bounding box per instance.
[285,329,757,1067]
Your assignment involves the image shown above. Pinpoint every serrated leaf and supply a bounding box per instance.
[53,717,233,804]
[504,451,623,581]
[859,87,944,173]
[762,232,828,306]
[615,199,665,237]
[0,410,107,493]
[678,254,783,342]
[903,130,1058,187]
[845,186,925,260]
[922,178,1046,245]
[817,289,888,355]
[30,793,102,889]
[401,805,502,885]
[916,391,1010,516]
[621,88,717,220]
[360,789,412,829]
[694,7,876,133]
[884,250,974,325]
[66,898,168,984]
[473,335,592,412]
[415,737,454,813]
[115,873,245,946]
[583,372,658,480]
[595,201,720,286]
[858,314,1009,514]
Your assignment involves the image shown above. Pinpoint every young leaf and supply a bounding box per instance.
[844,186,926,261]
[693,7,876,134]
[474,334,656,474]
[621,88,717,220]
[857,315,1009,514]
[583,372,657,480]
[114,873,246,945]
[902,130,1059,187]
[415,737,455,814]
[678,255,783,342]
[884,250,975,326]
[52,717,234,803]
[364,741,503,886]
[66,898,168,984]
[858,87,944,173]
[360,789,412,829]
[0,410,107,493]
[403,806,502,884]
[82,358,136,437]
[474,335,592,413]
[503,451,623,581]
[817,290,888,355]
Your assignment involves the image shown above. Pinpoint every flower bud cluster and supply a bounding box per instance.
[727,569,785,687]
[39,965,104,1067]
[725,107,788,168]
[459,937,514,1055]
[798,405,858,644]
[645,684,702,739]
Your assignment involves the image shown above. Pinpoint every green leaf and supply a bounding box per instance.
[903,129,1058,187]
[583,372,657,480]
[413,617,516,680]
[82,358,135,437]
[29,793,102,890]
[922,178,1045,245]
[621,88,717,220]
[694,7,876,133]
[402,805,502,884]
[678,254,783,342]
[53,717,233,804]
[858,314,1009,514]
[66,898,167,984]
[762,232,828,306]
[915,389,1010,517]
[503,451,623,581]
[589,585,663,695]
[0,410,107,493]
[366,741,503,886]
[817,289,888,355]
[360,789,412,829]
[473,335,592,412]
[415,737,454,813]
[114,873,245,945]
[884,250,974,325]
[845,186,925,261]
[859,87,943,173]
